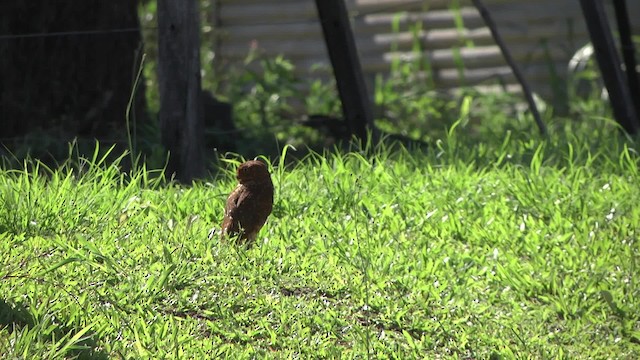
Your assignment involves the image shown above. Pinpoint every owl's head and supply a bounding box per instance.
[236,160,272,185]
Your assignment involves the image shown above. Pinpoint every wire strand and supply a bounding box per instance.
[0,27,141,40]
[0,0,449,41]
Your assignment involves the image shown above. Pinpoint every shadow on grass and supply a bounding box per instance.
[0,298,109,360]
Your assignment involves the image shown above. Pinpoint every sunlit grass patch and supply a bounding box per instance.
[1,122,639,358]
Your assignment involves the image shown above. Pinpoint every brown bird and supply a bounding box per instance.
[221,160,274,245]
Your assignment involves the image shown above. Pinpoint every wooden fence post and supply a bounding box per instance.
[157,0,205,182]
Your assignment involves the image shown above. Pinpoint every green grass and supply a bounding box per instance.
[1,121,639,358]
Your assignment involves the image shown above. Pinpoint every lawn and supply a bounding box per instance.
[0,122,639,358]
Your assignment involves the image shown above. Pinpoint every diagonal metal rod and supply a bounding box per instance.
[471,0,547,136]
[612,0,640,116]
[314,0,377,142]
[579,0,639,134]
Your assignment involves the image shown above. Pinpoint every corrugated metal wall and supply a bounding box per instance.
[211,0,640,99]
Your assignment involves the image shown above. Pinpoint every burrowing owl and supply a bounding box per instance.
[221,160,274,245]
